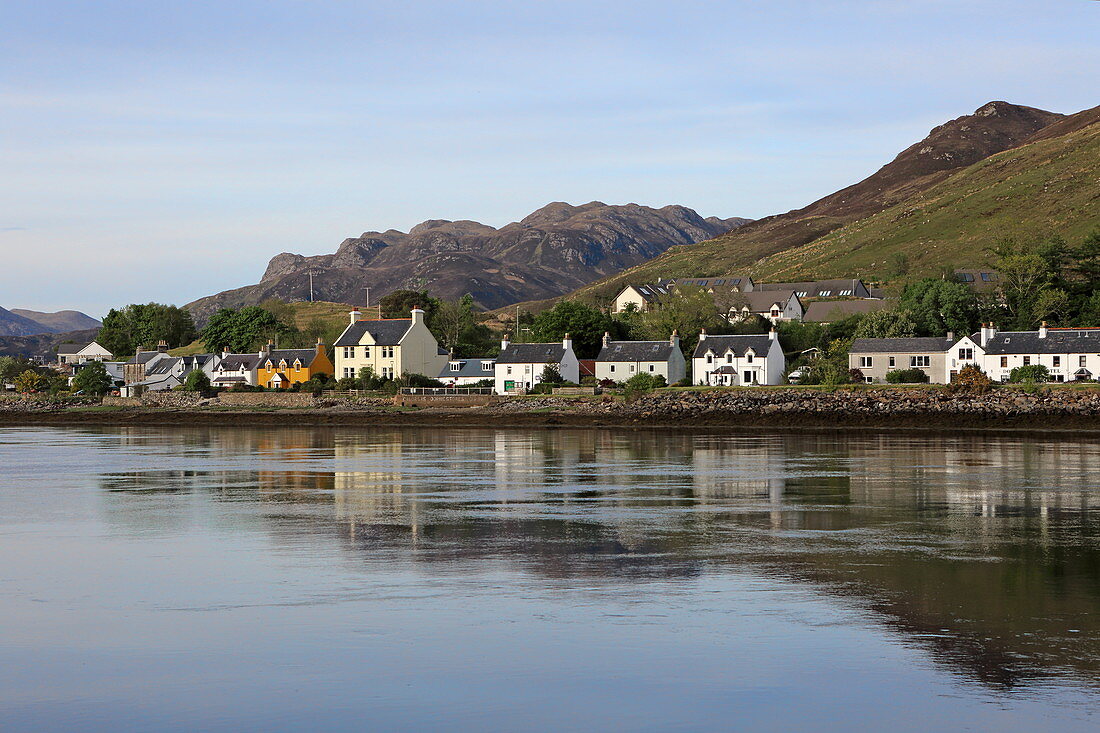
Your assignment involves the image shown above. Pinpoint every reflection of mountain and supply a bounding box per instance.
[97,427,1100,690]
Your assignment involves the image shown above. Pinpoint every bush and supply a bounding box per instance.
[396,372,445,389]
[72,362,113,395]
[885,368,930,384]
[848,368,865,383]
[948,364,993,394]
[539,365,564,384]
[1008,364,1051,384]
[622,372,666,395]
[579,376,598,387]
[182,369,212,395]
[14,370,45,393]
[529,382,556,395]
[335,377,358,391]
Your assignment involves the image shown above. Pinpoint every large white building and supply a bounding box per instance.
[949,323,1100,383]
[692,330,786,386]
[595,332,686,384]
[493,334,579,394]
[334,307,448,381]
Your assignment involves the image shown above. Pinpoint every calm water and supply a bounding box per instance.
[2,426,1099,731]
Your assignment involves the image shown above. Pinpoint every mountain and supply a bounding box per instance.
[555,101,1077,305]
[0,328,101,360]
[185,203,750,321]
[10,309,102,334]
[0,307,56,337]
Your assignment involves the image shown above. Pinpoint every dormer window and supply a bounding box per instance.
[481,361,494,371]
[294,360,302,371]
[450,362,462,371]
[820,290,831,297]
[726,352,733,364]
[265,361,273,369]
[746,351,754,363]
[278,360,287,369]
[797,291,807,298]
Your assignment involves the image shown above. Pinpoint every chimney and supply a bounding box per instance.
[157,340,168,353]
[411,306,425,325]
[980,323,990,348]
[562,332,573,352]
[1039,321,1048,339]
[260,340,273,358]
[768,328,777,342]
[602,331,611,349]
[670,329,680,348]
[501,333,511,351]
[222,346,230,359]
[315,337,325,355]
[349,308,362,325]
[699,327,707,342]
[947,331,955,343]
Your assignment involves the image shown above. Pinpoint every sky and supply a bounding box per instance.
[1,0,1097,317]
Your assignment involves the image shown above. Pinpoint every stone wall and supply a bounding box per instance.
[217,392,315,407]
[394,394,497,408]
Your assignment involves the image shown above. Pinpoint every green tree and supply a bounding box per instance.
[378,289,441,321]
[98,303,197,357]
[430,294,496,355]
[1008,364,1051,383]
[529,301,611,358]
[640,286,727,356]
[72,361,113,395]
[853,309,919,339]
[182,369,212,394]
[898,279,978,336]
[14,370,44,393]
[0,356,36,384]
[539,364,564,384]
[200,306,291,353]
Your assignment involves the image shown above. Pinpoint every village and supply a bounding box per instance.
[32,268,1100,401]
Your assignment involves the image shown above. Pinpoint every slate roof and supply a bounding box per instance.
[262,349,316,367]
[983,329,1100,355]
[217,354,261,371]
[57,342,92,354]
[438,357,496,380]
[803,299,889,322]
[597,340,678,362]
[334,319,413,347]
[664,276,752,290]
[146,357,182,376]
[954,269,1000,292]
[622,283,672,302]
[127,350,165,365]
[850,337,955,354]
[694,334,773,358]
[738,290,797,311]
[495,343,568,364]
[756,279,867,298]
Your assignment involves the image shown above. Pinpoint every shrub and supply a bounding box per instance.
[1008,364,1051,384]
[396,372,445,389]
[72,362,113,395]
[948,364,993,394]
[529,382,556,395]
[335,377,358,391]
[14,370,45,393]
[885,368,930,384]
[182,369,212,395]
[539,365,564,384]
[848,368,865,383]
[622,372,666,395]
[579,376,598,387]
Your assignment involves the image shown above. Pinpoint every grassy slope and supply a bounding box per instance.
[170,301,352,355]
[548,116,1098,309]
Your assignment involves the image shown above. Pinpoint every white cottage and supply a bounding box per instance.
[950,323,1100,383]
[692,330,785,386]
[57,340,113,365]
[494,334,580,394]
[595,332,686,384]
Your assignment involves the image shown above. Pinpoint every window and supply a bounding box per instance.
[363,347,371,359]
[1053,356,1061,367]
[278,360,287,369]
[450,362,461,371]
[506,366,512,375]
[797,291,808,298]
[629,365,635,373]
[726,353,733,364]
[265,361,273,369]
[1081,355,1088,367]
[910,355,931,368]
[820,290,831,297]
[981,272,994,282]
[294,361,301,371]
[648,364,655,372]
[706,354,713,364]
[610,365,616,373]
[864,376,874,384]
[859,356,873,368]
[839,289,852,296]
[1001,357,1008,368]
[889,357,896,368]
[343,367,356,379]
[771,309,780,317]
[342,347,355,359]
[1023,356,1031,366]
[746,353,754,363]
[482,361,494,371]
[743,371,754,384]
[959,348,973,360]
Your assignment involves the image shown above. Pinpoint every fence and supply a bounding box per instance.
[399,387,494,396]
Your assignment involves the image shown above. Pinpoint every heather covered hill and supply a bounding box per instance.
[185,202,749,321]
[557,101,1090,306]
[10,309,102,334]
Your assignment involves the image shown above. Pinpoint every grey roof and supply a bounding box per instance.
[438,357,496,380]
[335,319,413,347]
[128,350,165,365]
[495,343,568,364]
[622,283,672,303]
[57,342,92,354]
[983,329,1100,355]
[597,340,677,362]
[212,375,247,383]
[954,269,1000,289]
[262,349,316,366]
[664,276,752,290]
[803,299,889,322]
[217,354,260,371]
[738,290,797,311]
[146,357,183,376]
[757,279,867,298]
[694,334,773,358]
[850,337,954,354]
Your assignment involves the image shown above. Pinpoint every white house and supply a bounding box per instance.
[951,323,1100,383]
[494,334,580,394]
[595,332,686,384]
[439,357,497,386]
[211,352,261,388]
[121,354,220,396]
[730,291,803,324]
[57,340,113,365]
[692,330,786,386]
[334,306,448,381]
[611,283,673,313]
[611,276,755,313]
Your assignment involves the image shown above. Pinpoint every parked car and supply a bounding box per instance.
[787,368,806,384]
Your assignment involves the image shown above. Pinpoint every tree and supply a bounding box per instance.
[378,289,441,321]
[429,294,496,355]
[182,369,212,394]
[640,286,727,356]
[98,303,197,357]
[200,306,291,353]
[539,365,564,384]
[529,301,611,358]
[14,370,44,393]
[853,309,919,339]
[897,279,978,336]
[1008,364,1051,383]
[72,361,113,395]
[0,356,36,384]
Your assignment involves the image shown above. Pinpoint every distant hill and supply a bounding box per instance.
[0,307,53,337]
[185,203,750,322]
[10,309,102,334]
[552,101,1094,306]
[0,328,101,360]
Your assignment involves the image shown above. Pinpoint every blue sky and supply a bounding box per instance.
[1,0,1097,316]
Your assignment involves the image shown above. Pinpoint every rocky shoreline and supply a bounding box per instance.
[5,387,1100,432]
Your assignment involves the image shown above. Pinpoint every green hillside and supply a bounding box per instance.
[754,120,1100,280]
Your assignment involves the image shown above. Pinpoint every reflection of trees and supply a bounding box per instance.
[96,425,1100,690]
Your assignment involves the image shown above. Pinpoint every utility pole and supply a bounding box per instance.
[309,270,314,302]
[365,287,371,307]
[515,305,520,341]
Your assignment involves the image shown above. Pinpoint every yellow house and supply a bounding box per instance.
[257,339,335,389]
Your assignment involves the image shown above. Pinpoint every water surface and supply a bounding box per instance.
[1,426,1099,731]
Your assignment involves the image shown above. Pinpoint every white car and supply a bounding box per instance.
[787,368,806,384]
